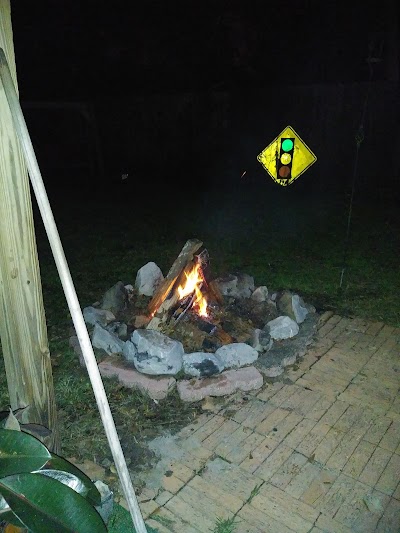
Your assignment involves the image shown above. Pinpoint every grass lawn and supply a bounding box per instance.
[35,181,399,331]
[0,180,398,530]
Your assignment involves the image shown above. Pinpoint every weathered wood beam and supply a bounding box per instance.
[0,1,59,452]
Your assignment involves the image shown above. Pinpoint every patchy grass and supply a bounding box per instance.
[107,503,159,533]
[35,186,400,331]
[0,185,398,493]
[247,483,263,504]
[56,369,202,465]
[212,516,239,533]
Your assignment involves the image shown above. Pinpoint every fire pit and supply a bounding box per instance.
[145,239,266,351]
[73,239,318,402]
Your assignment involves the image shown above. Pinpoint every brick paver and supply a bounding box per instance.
[137,315,400,532]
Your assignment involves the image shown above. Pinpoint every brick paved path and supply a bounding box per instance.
[138,314,400,532]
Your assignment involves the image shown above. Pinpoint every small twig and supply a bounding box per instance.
[171,291,197,328]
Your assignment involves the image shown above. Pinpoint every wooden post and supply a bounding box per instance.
[0,48,148,533]
[0,0,60,452]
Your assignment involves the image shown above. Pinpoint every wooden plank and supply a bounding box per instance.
[0,2,59,452]
[207,279,224,305]
[147,238,203,317]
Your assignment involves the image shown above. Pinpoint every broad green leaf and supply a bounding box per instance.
[34,468,102,507]
[0,507,26,528]
[45,453,102,506]
[34,469,87,494]
[0,429,51,476]
[0,473,107,533]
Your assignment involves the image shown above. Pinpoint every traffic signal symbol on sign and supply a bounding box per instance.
[277,137,295,181]
[257,126,317,186]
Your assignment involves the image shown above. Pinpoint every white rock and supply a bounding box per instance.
[251,286,269,302]
[92,323,125,355]
[183,352,225,377]
[83,306,115,326]
[292,294,309,324]
[135,262,164,297]
[131,329,183,375]
[215,343,258,369]
[122,340,137,363]
[266,316,299,340]
[250,328,273,352]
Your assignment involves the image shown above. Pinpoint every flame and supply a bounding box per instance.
[178,263,208,317]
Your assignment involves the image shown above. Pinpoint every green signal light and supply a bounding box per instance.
[281,139,293,152]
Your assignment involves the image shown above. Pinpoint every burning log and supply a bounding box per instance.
[169,289,199,326]
[147,238,203,319]
[207,279,224,306]
[190,315,234,345]
[145,237,236,347]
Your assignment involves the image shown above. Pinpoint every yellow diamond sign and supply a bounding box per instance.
[257,126,317,186]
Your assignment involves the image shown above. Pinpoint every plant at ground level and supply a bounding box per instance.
[0,412,106,533]
[149,513,175,527]
[247,482,263,504]
[212,515,239,533]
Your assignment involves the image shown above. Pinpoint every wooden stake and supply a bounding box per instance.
[0,2,59,453]
[0,47,146,533]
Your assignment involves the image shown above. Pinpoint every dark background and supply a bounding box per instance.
[8,0,400,205]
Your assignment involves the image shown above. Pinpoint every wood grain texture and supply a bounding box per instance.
[0,0,59,452]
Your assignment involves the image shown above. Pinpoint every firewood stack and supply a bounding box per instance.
[146,238,233,345]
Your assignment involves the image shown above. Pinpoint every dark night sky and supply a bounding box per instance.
[5,0,399,199]
[10,0,392,100]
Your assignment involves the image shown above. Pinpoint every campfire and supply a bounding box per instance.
[146,239,276,351]
[83,237,317,398]
[147,239,222,331]
[177,259,208,318]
